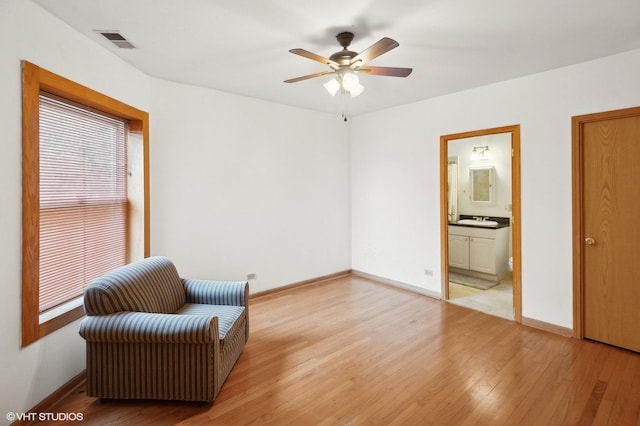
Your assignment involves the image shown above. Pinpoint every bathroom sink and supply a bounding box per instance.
[456,219,499,227]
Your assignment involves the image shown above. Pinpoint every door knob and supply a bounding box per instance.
[585,237,596,245]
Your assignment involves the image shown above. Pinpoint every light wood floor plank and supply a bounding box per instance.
[36,275,640,425]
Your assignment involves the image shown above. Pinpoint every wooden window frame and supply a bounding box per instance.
[21,61,150,347]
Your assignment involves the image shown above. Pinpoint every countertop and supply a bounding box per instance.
[448,215,511,229]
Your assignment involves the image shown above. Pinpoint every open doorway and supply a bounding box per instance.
[440,125,521,322]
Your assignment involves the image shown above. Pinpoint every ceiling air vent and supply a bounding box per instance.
[96,31,136,49]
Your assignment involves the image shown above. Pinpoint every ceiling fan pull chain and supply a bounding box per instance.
[342,91,349,121]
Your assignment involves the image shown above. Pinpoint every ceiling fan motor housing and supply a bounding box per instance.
[330,50,358,66]
[330,32,358,66]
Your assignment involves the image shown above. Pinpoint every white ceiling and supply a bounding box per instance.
[33,0,640,117]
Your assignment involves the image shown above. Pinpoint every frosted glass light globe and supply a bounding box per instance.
[341,72,360,92]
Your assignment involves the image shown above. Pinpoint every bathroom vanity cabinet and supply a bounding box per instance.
[448,224,510,280]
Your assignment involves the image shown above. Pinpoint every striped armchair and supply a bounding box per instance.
[78,256,249,402]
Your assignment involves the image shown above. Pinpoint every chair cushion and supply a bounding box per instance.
[84,256,186,316]
[175,303,245,340]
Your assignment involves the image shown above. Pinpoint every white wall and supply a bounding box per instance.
[351,48,640,329]
[0,0,152,421]
[149,79,351,292]
[0,0,351,420]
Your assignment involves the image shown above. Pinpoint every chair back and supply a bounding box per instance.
[83,256,186,316]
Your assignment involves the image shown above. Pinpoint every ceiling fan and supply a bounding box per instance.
[284,32,412,97]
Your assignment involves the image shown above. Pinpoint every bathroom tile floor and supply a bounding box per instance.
[448,277,513,320]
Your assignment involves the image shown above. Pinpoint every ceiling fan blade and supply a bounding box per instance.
[358,66,413,77]
[284,70,334,83]
[289,48,339,68]
[350,37,399,65]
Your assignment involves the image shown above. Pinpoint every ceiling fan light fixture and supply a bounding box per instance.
[350,83,365,98]
[323,78,340,96]
[341,72,360,92]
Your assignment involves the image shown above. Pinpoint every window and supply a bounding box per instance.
[39,94,128,314]
[22,62,150,346]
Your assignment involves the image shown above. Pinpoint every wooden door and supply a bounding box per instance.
[576,109,640,352]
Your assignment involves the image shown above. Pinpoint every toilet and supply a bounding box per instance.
[508,256,513,272]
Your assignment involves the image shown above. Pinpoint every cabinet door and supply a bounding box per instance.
[448,235,469,269]
[469,237,496,274]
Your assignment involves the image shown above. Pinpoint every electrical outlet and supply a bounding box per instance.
[247,273,256,280]
[424,269,433,276]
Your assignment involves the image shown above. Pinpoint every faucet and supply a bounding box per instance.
[482,217,490,221]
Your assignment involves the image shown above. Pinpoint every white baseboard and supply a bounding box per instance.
[352,269,442,300]
[522,316,573,337]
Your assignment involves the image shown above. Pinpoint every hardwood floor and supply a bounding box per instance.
[38,275,640,425]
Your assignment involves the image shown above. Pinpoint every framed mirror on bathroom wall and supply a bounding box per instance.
[470,165,495,205]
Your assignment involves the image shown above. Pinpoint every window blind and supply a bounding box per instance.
[39,93,128,313]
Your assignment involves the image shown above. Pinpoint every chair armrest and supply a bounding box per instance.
[183,279,248,306]
[79,311,218,344]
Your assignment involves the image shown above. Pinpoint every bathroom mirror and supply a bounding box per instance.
[470,165,495,205]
